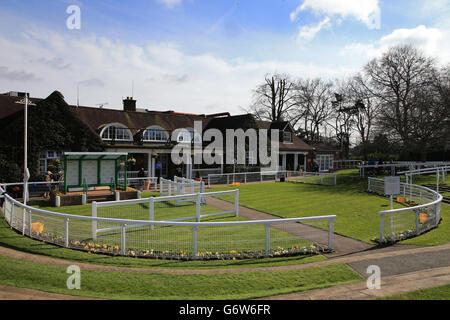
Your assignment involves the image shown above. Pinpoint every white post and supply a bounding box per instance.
[149,197,154,230]
[192,226,198,258]
[27,209,32,236]
[380,214,385,243]
[265,224,271,255]
[92,201,97,241]
[55,195,61,207]
[82,193,87,205]
[234,189,239,217]
[10,202,14,228]
[23,94,28,206]
[328,219,334,250]
[120,224,126,256]
[22,208,26,235]
[196,193,201,222]
[415,210,420,235]
[65,217,69,248]
[115,192,120,201]
[437,170,440,194]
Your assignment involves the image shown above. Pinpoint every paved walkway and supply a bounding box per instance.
[260,266,450,300]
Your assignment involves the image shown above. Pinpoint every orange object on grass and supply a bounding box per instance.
[31,222,44,233]
[397,197,405,204]
[419,213,428,224]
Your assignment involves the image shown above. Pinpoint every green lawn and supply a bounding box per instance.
[0,255,362,300]
[380,284,450,300]
[0,218,325,269]
[211,170,450,245]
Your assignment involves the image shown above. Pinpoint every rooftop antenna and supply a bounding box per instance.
[132,80,134,98]
[96,102,109,109]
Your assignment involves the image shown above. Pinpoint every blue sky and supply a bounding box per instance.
[0,0,449,114]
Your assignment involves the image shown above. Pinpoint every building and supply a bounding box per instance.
[0,90,317,181]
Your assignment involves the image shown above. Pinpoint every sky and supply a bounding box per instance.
[0,0,449,115]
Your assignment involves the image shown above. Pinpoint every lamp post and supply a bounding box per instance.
[15,94,35,205]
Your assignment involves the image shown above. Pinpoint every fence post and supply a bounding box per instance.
[328,218,334,250]
[120,224,126,256]
[244,173,247,184]
[208,175,211,189]
[10,202,14,228]
[149,197,154,230]
[192,226,198,258]
[22,208,26,235]
[65,217,69,248]
[27,209,32,236]
[196,193,201,222]
[380,213,385,243]
[265,224,271,255]
[415,209,420,235]
[92,201,97,241]
[334,174,337,186]
[368,178,371,192]
[234,189,239,217]
[227,175,230,185]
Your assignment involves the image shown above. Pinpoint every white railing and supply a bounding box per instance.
[0,185,336,259]
[160,177,205,203]
[207,171,337,187]
[334,160,365,170]
[118,177,158,191]
[398,166,449,193]
[92,190,239,236]
[368,177,443,244]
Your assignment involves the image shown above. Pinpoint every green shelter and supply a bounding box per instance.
[63,152,129,194]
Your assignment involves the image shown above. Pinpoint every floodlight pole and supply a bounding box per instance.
[24,94,28,205]
[15,94,35,205]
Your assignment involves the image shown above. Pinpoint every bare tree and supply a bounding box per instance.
[363,45,438,151]
[293,78,334,142]
[346,75,381,159]
[246,73,297,122]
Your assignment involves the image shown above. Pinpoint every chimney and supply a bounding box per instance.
[123,96,136,112]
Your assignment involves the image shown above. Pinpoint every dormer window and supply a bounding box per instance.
[143,126,169,142]
[100,123,133,141]
[176,128,202,143]
[283,131,293,143]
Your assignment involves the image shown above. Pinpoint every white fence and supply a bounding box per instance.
[0,185,336,259]
[398,166,449,193]
[368,177,442,244]
[207,171,337,187]
[159,178,205,205]
[92,190,240,237]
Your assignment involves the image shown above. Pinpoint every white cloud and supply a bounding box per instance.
[0,29,356,115]
[341,25,450,64]
[291,0,381,30]
[156,0,182,9]
[297,17,331,41]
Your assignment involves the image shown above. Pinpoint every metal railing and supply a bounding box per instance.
[207,170,337,187]
[0,185,336,259]
[368,177,443,244]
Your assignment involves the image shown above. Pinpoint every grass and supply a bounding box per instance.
[0,218,325,269]
[24,197,313,255]
[211,169,450,246]
[0,255,363,300]
[380,284,450,300]
[211,170,407,243]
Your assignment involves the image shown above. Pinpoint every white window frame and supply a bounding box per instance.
[283,131,293,144]
[143,126,169,142]
[317,154,334,172]
[100,123,133,142]
[176,128,202,144]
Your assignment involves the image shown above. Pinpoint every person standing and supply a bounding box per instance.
[155,160,162,184]
[43,171,52,199]
[138,167,146,190]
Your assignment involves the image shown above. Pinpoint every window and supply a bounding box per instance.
[283,131,293,143]
[143,127,169,142]
[39,150,63,174]
[246,151,257,166]
[101,124,133,141]
[177,128,201,143]
[317,155,334,172]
